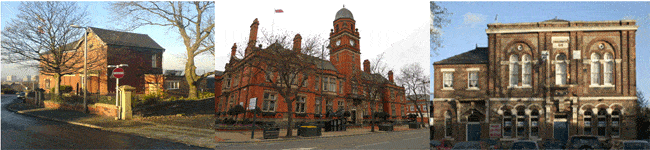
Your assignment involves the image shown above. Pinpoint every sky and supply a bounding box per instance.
[431,2,650,97]
[215,0,431,79]
[1,1,215,81]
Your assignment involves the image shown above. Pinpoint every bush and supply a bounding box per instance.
[199,92,214,99]
[227,105,246,116]
[49,85,73,94]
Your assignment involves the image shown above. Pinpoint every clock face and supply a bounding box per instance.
[350,40,355,46]
[336,40,341,46]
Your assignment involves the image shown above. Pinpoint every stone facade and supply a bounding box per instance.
[433,19,638,143]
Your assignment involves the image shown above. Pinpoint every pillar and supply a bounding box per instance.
[119,85,136,120]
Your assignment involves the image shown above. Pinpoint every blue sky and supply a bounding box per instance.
[1,1,214,81]
[431,2,650,96]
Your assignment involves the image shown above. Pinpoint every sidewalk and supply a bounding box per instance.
[7,102,417,148]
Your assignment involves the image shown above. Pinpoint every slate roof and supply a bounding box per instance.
[433,47,488,65]
[335,7,354,20]
[88,27,164,50]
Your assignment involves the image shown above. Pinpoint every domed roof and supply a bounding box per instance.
[335,7,354,20]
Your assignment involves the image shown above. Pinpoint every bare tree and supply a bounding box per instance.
[397,63,430,126]
[110,1,215,99]
[349,56,392,132]
[1,1,97,96]
[430,1,451,56]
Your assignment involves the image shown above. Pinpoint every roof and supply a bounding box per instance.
[305,55,337,71]
[433,47,488,65]
[407,94,430,100]
[88,27,164,50]
[360,71,389,83]
[335,7,354,20]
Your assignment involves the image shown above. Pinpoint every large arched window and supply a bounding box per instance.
[556,54,567,85]
[611,109,621,137]
[584,110,594,135]
[591,53,601,85]
[503,110,513,137]
[522,55,532,86]
[597,108,607,136]
[445,110,453,137]
[516,107,527,138]
[509,55,520,87]
[529,109,540,138]
[604,53,614,85]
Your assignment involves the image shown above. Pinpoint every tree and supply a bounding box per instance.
[1,2,97,96]
[350,59,391,132]
[110,1,215,99]
[430,1,451,56]
[636,89,650,139]
[397,63,430,127]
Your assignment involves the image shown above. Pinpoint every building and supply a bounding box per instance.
[40,27,165,95]
[405,94,431,123]
[144,70,215,96]
[215,7,407,124]
[432,19,638,142]
[6,75,16,82]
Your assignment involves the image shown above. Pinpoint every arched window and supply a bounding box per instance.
[556,54,567,85]
[529,109,540,138]
[509,55,519,87]
[335,24,339,32]
[597,108,607,136]
[611,109,620,137]
[591,53,601,85]
[503,110,513,137]
[522,55,532,86]
[445,110,453,137]
[604,53,614,85]
[516,107,527,137]
[584,110,593,135]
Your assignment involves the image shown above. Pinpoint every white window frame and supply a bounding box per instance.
[509,55,520,88]
[591,53,601,86]
[410,105,415,111]
[522,55,532,87]
[165,80,180,90]
[295,96,306,113]
[467,71,479,90]
[611,110,620,137]
[603,53,614,86]
[503,112,513,138]
[555,54,567,86]
[529,109,540,139]
[442,70,454,90]
[152,53,157,68]
[315,98,322,114]
[262,92,277,112]
[337,100,344,110]
[584,110,593,135]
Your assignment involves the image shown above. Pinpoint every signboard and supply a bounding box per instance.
[573,50,581,59]
[112,68,124,78]
[489,124,502,138]
[552,36,570,49]
[248,98,257,110]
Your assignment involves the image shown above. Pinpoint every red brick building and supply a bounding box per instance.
[215,7,407,124]
[40,27,165,95]
[405,94,431,123]
[432,19,638,142]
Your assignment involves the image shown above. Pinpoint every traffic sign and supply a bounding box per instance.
[113,68,124,78]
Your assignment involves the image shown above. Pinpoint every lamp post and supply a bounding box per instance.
[70,25,88,113]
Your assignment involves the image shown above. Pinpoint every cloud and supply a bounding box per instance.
[462,12,487,28]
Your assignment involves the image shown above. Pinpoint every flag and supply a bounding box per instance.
[275,9,283,13]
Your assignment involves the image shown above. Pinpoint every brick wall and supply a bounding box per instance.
[43,101,118,117]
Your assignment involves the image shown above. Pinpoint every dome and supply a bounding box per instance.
[335,7,354,20]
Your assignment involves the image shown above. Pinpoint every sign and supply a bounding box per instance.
[248,98,257,110]
[573,50,581,59]
[112,68,124,78]
[552,36,570,49]
[489,124,502,138]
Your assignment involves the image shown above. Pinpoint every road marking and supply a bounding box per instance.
[281,147,316,150]
[401,137,420,141]
[354,141,390,148]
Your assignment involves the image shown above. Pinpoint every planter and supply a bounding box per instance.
[295,113,307,117]
[298,126,321,137]
[263,127,280,139]
[313,114,322,118]
[379,124,394,131]
[409,123,420,129]
[261,112,277,117]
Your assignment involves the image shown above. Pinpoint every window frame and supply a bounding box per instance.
[509,54,520,88]
[555,54,567,86]
[295,96,306,113]
[467,71,479,90]
[442,71,454,90]
[262,92,277,112]
[591,53,601,86]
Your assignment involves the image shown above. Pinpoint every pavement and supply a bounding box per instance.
[7,101,419,148]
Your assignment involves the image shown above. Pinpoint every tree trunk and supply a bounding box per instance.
[185,56,199,99]
[370,101,375,132]
[286,98,294,137]
[54,74,61,96]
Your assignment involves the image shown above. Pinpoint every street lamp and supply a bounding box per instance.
[70,24,88,113]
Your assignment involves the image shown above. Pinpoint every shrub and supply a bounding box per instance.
[198,92,214,99]
[50,85,73,94]
[227,105,246,116]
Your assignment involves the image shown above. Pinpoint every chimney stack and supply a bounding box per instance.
[231,43,237,58]
[293,34,302,53]
[246,18,260,55]
[363,59,370,73]
[388,70,394,83]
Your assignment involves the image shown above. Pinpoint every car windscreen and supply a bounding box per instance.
[451,142,481,149]
[511,142,537,149]
[624,142,650,149]
[571,137,599,146]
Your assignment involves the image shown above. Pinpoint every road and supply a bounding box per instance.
[215,128,430,149]
[1,94,206,149]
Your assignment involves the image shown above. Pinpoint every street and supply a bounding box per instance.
[1,94,206,149]
[215,128,430,149]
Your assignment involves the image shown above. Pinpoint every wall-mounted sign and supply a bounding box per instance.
[248,98,257,110]
[573,50,581,59]
[489,124,501,138]
[552,36,570,49]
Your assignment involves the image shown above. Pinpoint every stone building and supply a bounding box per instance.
[215,7,407,124]
[432,19,638,143]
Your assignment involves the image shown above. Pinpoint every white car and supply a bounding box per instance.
[17,92,25,99]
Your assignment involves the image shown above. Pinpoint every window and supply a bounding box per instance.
[330,78,336,92]
[233,75,239,87]
[315,98,322,114]
[152,54,157,68]
[296,96,306,113]
[443,72,453,89]
[391,104,396,116]
[591,53,601,85]
[422,104,427,111]
[611,110,620,137]
[509,55,519,87]
[265,70,273,82]
[165,81,180,89]
[378,103,383,112]
[604,53,614,85]
[522,55,532,86]
[402,106,406,116]
[315,76,319,91]
[323,77,328,91]
[338,100,344,110]
[326,100,333,112]
[262,93,277,112]
[410,105,414,111]
[516,109,527,138]
[445,111,453,137]
[530,109,540,138]
[224,77,231,88]
[503,111,513,137]
[584,110,593,135]
[339,79,344,93]
[556,54,567,85]
[302,74,308,87]
[468,72,478,89]
[597,109,607,136]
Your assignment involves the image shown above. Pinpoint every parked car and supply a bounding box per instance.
[509,140,539,150]
[613,140,650,150]
[566,135,602,149]
[481,139,502,149]
[451,141,488,150]
[540,140,566,150]
[430,140,453,150]
[17,92,25,99]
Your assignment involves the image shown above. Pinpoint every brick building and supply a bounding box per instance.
[215,7,407,124]
[40,27,165,95]
[405,94,431,123]
[432,19,638,142]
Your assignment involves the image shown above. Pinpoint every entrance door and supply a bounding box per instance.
[467,123,481,141]
[351,110,356,124]
[554,120,568,142]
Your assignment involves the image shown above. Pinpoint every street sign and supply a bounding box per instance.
[112,68,124,78]
[248,98,257,110]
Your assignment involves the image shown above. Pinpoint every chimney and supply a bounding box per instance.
[388,70,394,83]
[363,59,370,73]
[231,43,237,58]
[246,18,260,55]
[293,34,302,53]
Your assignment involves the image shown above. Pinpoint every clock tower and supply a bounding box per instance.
[330,6,361,76]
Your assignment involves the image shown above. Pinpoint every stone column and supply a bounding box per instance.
[119,85,136,120]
